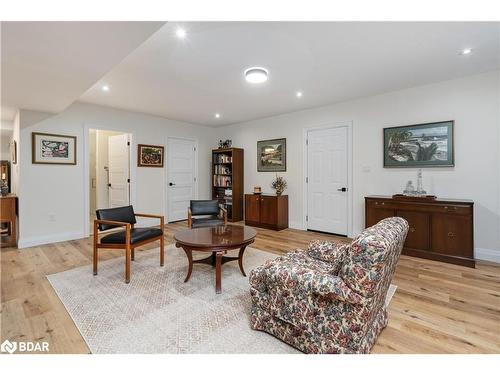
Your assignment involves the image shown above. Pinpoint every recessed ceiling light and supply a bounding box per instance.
[244,67,268,84]
[215,113,221,119]
[460,48,473,55]
[101,85,110,92]
[296,91,303,98]
[176,28,186,39]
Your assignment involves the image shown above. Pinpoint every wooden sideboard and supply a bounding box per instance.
[245,194,288,231]
[365,196,474,267]
[0,194,18,248]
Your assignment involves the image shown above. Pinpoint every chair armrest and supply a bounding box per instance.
[188,207,192,228]
[93,219,132,244]
[94,219,131,228]
[134,213,165,232]
[220,207,227,224]
[280,267,365,305]
[135,213,163,219]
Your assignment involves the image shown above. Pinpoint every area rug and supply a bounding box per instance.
[47,245,397,354]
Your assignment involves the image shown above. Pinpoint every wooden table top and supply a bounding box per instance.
[174,225,257,249]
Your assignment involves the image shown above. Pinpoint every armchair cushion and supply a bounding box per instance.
[190,200,220,216]
[191,217,225,228]
[96,205,136,231]
[101,227,162,244]
[307,240,349,271]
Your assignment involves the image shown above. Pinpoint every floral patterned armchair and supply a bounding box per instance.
[249,217,409,354]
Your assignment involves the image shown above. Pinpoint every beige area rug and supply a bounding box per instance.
[47,245,397,354]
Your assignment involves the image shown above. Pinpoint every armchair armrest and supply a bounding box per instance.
[220,207,227,225]
[280,266,365,305]
[93,219,132,244]
[135,213,165,233]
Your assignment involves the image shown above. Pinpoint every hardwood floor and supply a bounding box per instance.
[1,221,499,354]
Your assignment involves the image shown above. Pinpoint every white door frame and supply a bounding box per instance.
[83,124,136,237]
[165,136,199,223]
[302,121,353,237]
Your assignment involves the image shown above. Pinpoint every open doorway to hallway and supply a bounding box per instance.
[89,129,131,233]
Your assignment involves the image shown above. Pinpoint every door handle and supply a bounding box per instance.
[169,182,176,186]
[337,187,347,192]
[108,183,111,188]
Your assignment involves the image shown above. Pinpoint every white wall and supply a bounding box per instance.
[17,102,213,248]
[216,71,500,260]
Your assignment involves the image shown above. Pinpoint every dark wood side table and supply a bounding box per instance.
[1,194,18,248]
[174,225,257,294]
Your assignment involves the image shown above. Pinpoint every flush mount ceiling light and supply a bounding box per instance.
[176,28,187,39]
[101,85,110,92]
[244,67,268,84]
[215,113,221,119]
[460,48,473,55]
[296,91,303,98]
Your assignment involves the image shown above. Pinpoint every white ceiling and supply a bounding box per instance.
[79,22,500,126]
[1,21,165,119]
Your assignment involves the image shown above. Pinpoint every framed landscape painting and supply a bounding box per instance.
[257,138,286,172]
[384,121,454,168]
[138,144,164,167]
[32,132,77,165]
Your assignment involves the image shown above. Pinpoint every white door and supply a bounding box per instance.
[306,126,348,235]
[167,138,196,222]
[108,134,130,208]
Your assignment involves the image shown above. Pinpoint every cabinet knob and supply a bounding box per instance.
[447,231,456,237]
[410,227,416,233]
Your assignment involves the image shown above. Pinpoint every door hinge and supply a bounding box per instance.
[194,177,197,182]
[306,177,308,183]
[127,178,130,183]
[306,138,308,145]
[306,215,308,222]
[194,147,196,151]
[127,141,130,146]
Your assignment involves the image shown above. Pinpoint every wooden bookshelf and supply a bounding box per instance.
[212,148,244,222]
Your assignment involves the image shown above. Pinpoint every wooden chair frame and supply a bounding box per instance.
[188,207,227,228]
[93,213,164,283]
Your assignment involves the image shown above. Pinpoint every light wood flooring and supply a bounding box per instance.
[1,221,499,354]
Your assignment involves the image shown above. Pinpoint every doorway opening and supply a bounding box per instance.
[89,129,131,233]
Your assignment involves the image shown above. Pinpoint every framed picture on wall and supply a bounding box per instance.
[383,120,454,168]
[32,132,77,165]
[257,138,286,172]
[137,144,164,167]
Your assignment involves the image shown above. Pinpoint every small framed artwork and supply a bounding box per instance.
[257,138,286,172]
[384,120,454,168]
[138,144,164,167]
[32,132,77,165]
[10,140,17,164]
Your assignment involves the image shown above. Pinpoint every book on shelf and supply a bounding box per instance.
[214,164,231,174]
[213,175,232,187]
[214,154,232,163]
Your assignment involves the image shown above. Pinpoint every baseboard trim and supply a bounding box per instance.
[474,247,500,263]
[18,231,85,249]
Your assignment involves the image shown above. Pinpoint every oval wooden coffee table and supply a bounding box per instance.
[174,225,257,294]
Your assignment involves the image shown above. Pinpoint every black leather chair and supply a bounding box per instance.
[188,200,227,229]
[93,205,164,283]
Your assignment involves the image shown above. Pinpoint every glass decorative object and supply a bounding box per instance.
[415,168,427,196]
[403,180,416,196]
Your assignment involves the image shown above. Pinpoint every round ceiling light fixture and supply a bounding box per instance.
[460,47,473,55]
[101,85,110,92]
[244,67,268,84]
